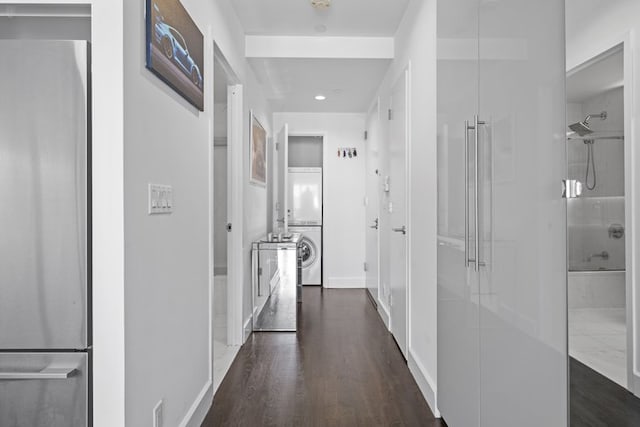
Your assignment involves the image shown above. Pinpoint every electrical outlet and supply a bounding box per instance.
[153,400,163,427]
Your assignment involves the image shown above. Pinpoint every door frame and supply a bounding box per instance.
[212,44,244,353]
[566,31,637,394]
[365,98,382,305]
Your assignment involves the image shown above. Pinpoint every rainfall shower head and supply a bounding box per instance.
[569,120,594,136]
[568,111,607,137]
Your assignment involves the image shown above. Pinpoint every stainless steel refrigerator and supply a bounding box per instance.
[0,40,91,427]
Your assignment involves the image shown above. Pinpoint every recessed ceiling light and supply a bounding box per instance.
[315,95,326,101]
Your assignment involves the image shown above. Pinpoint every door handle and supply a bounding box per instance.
[370,218,379,229]
[465,116,485,271]
[392,226,407,235]
[0,366,76,380]
[465,120,471,268]
[474,115,486,272]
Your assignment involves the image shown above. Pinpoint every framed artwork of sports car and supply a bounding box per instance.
[146,0,204,111]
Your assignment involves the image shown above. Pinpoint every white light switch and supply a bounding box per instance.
[149,184,173,215]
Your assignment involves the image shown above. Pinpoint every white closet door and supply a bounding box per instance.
[477,0,567,425]
[436,0,481,424]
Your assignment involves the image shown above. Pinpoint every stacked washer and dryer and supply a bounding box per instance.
[288,167,323,285]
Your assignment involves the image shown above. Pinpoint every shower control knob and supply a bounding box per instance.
[608,223,625,239]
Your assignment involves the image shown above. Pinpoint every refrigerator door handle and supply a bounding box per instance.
[0,366,77,380]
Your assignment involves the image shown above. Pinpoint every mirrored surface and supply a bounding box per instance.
[252,235,301,332]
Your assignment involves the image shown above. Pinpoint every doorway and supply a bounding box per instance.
[288,134,324,287]
[212,45,243,392]
[566,44,628,388]
[566,38,639,421]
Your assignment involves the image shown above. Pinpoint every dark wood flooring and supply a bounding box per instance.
[204,288,443,427]
[570,357,640,426]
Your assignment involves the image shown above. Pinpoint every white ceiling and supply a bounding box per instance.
[248,58,390,113]
[567,49,623,103]
[231,0,410,37]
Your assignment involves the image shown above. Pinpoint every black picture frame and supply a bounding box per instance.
[145,0,205,111]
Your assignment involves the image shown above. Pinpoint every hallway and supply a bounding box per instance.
[204,288,442,426]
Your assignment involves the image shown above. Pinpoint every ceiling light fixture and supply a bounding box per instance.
[315,95,326,101]
[311,0,331,10]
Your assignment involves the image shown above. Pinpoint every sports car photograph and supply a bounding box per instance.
[146,0,204,111]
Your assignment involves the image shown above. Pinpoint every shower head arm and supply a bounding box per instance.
[584,111,608,122]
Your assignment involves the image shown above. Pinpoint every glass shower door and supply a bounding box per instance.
[477,0,568,426]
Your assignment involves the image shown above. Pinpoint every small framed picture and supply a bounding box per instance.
[250,111,267,187]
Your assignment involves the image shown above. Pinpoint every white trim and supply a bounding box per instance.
[243,315,253,341]
[566,30,638,395]
[405,62,412,362]
[178,380,213,427]
[228,83,244,346]
[378,300,391,331]
[324,277,366,289]
[408,349,440,418]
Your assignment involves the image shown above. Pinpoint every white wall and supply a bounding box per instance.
[367,0,438,413]
[273,113,367,288]
[243,69,273,327]
[566,0,640,394]
[123,0,272,426]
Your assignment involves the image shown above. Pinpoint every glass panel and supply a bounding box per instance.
[252,240,299,331]
[568,197,625,271]
[478,0,568,426]
[436,0,480,425]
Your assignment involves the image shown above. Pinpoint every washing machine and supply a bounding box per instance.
[290,226,322,285]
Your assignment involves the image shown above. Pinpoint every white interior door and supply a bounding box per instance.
[389,71,408,357]
[365,103,381,302]
[276,124,289,232]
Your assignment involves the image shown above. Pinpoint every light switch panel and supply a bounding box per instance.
[149,184,173,215]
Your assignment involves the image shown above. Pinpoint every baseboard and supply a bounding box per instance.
[408,348,440,418]
[377,300,391,331]
[179,380,213,427]
[325,277,366,289]
[243,315,252,342]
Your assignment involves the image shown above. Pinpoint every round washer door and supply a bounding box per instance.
[299,237,318,268]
